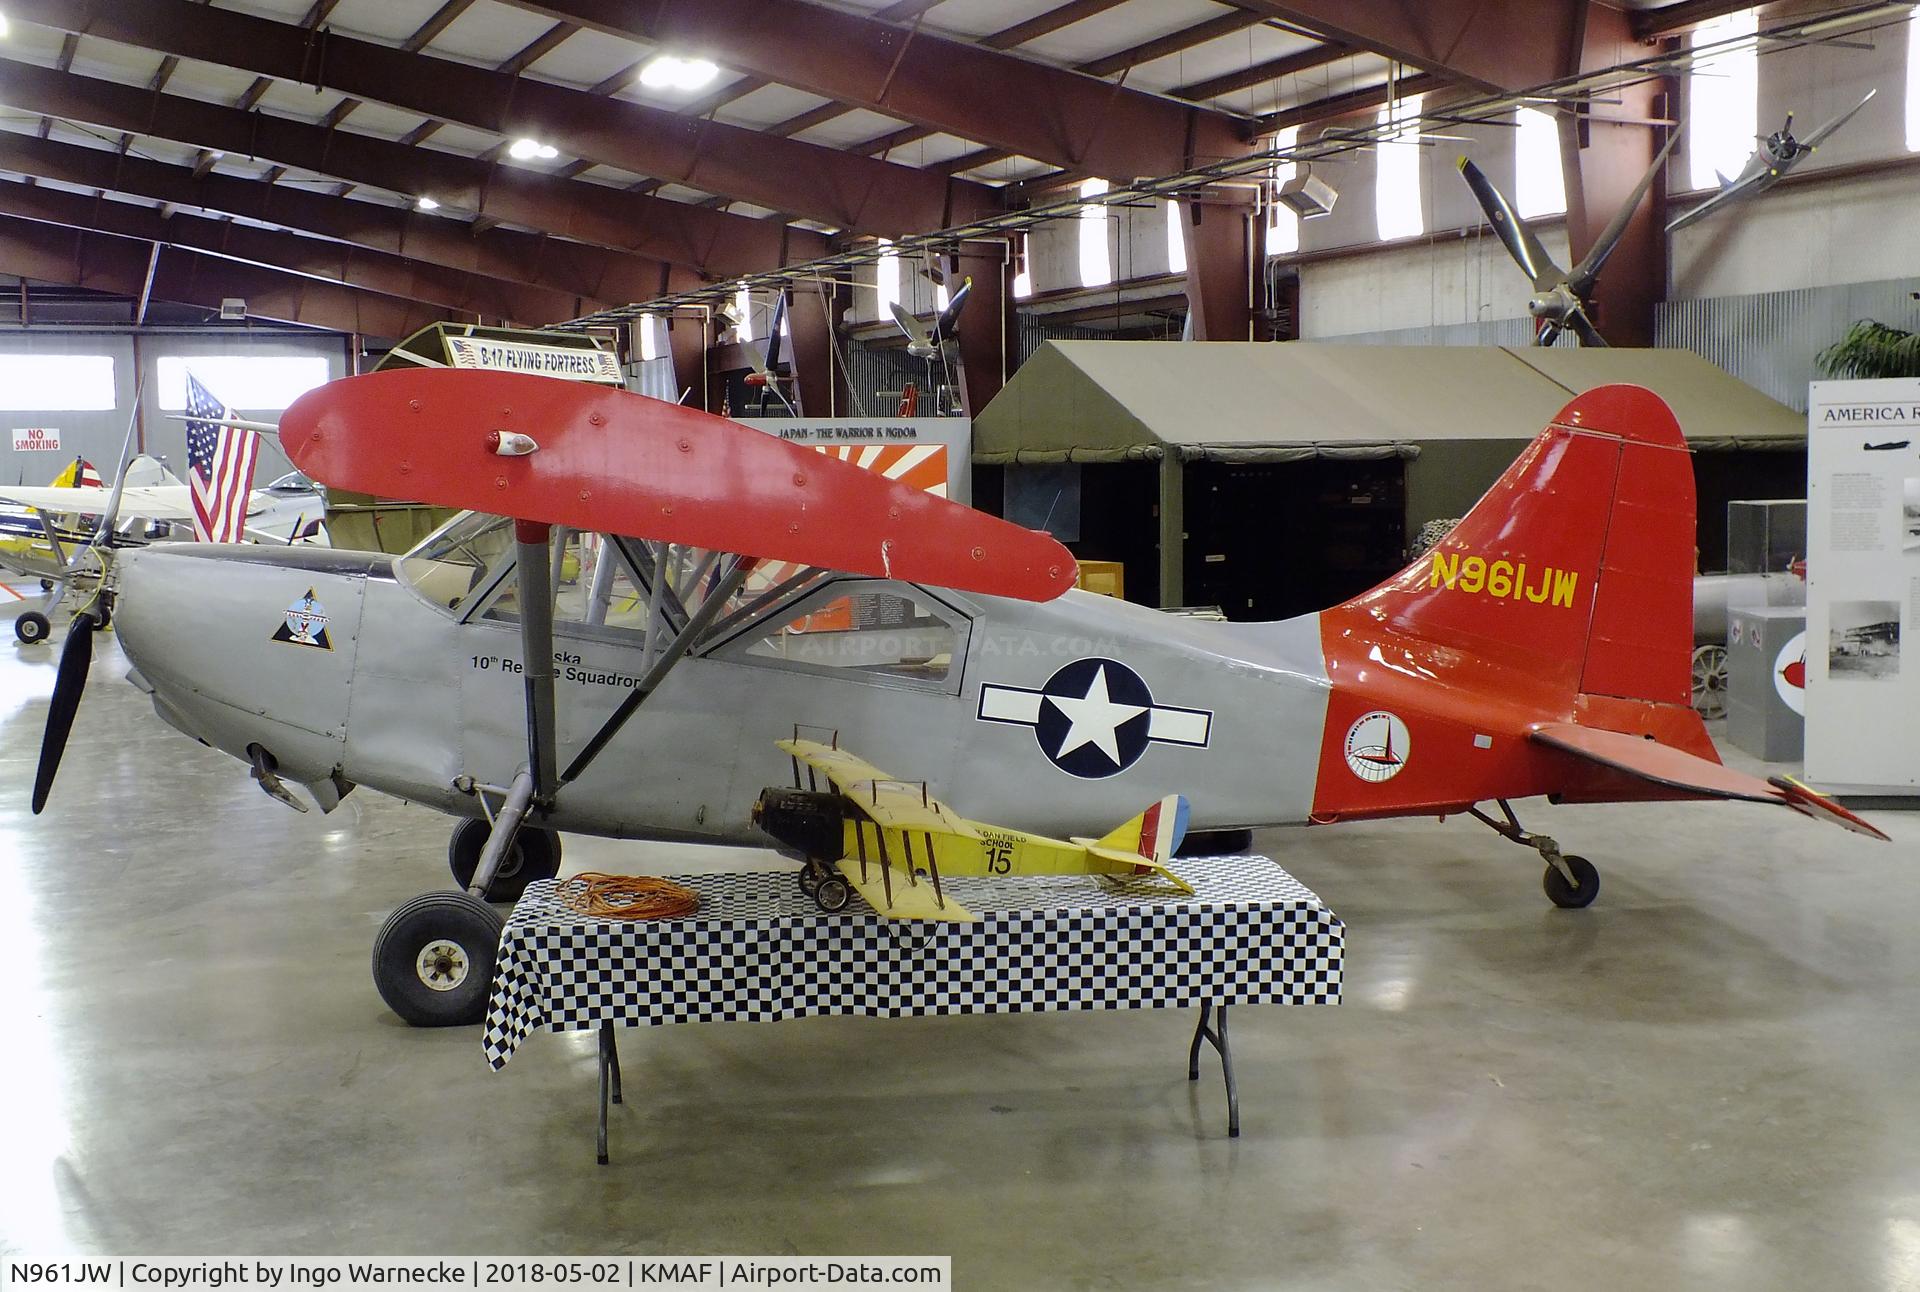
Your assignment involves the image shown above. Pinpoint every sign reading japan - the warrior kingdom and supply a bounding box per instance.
[444,336,622,384]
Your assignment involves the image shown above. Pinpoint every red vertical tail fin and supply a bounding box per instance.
[1337,384,1695,707]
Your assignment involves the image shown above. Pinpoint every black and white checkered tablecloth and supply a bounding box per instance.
[482,854,1343,1069]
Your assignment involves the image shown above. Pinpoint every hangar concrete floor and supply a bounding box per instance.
[1,630,1915,1290]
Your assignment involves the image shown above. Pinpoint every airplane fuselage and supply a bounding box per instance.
[113,542,1335,842]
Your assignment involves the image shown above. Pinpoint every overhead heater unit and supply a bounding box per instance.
[219,298,247,320]
[1275,169,1338,220]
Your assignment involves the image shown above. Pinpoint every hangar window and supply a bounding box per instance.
[876,239,901,319]
[1267,126,1300,257]
[1374,94,1425,241]
[1514,108,1566,218]
[156,354,330,410]
[716,579,969,691]
[1166,200,1187,274]
[1012,233,1033,299]
[1687,8,1759,190]
[0,354,116,410]
[1078,178,1113,288]
[731,286,753,342]
[1907,11,1920,151]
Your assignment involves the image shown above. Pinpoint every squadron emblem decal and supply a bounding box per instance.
[977,657,1212,779]
[1343,710,1409,783]
[271,588,333,650]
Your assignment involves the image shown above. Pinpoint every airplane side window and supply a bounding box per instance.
[717,579,967,689]
[481,531,654,643]
[396,511,515,613]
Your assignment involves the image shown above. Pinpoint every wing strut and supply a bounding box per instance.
[559,554,753,786]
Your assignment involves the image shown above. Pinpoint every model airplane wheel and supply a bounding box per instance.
[37,578,51,592]
[797,866,822,897]
[1542,855,1600,909]
[813,875,852,913]
[447,818,561,901]
[14,611,50,644]
[1691,645,1728,720]
[372,891,504,1027]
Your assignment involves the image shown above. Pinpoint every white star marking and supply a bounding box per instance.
[1046,664,1148,765]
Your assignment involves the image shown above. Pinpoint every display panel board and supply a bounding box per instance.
[731,418,971,505]
[1805,379,1920,793]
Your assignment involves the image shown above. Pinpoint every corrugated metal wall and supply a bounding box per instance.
[1657,276,1920,412]
[1306,317,1540,349]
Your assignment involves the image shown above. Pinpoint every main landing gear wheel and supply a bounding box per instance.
[14,611,50,644]
[447,818,561,901]
[1542,855,1600,909]
[372,891,505,1027]
[813,875,852,913]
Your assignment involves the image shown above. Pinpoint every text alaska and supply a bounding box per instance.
[1428,551,1579,608]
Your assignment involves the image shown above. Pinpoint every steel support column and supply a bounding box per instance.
[1179,194,1256,341]
[946,244,1020,417]
[786,281,851,418]
[666,310,714,413]
[1557,7,1669,347]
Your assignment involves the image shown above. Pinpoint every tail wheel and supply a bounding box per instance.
[14,611,50,644]
[447,818,561,901]
[372,891,505,1027]
[1543,856,1600,909]
[1690,644,1728,720]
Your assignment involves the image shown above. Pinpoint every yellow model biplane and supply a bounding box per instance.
[752,737,1195,922]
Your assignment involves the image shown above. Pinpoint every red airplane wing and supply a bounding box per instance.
[279,369,1076,602]
[1531,723,1889,840]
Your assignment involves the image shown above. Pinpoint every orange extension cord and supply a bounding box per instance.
[556,872,700,920]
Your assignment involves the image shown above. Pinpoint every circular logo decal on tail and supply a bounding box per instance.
[1344,710,1410,783]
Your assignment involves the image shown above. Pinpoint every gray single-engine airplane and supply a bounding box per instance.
[29,369,1883,1027]
[1668,90,1876,233]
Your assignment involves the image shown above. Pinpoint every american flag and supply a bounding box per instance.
[184,372,259,543]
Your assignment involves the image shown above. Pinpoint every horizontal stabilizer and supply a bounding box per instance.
[1531,723,1889,840]
[1078,846,1196,895]
[835,860,978,922]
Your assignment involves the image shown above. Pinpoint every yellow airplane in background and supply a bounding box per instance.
[753,737,1195,922]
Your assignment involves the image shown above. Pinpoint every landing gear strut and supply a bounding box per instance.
[1469,800,1600,909]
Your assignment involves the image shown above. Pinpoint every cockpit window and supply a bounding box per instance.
[396,511,515,612]
[482,530,653,642]
[265,470,318,495]
[712,579,968,690]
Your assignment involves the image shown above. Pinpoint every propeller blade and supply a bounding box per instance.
[761,292,788,375]
[32,610,97,814]
[888,300,927,346]
[1570,129,1680,288]
[931,276,972,342]
[1567,309,1609,348]
[1456,157,1564,292]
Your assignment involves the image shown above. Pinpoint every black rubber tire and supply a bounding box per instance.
[14,611,50,644]
[38,578,52,592]
[798,867,821,896]
[1176,827,1254,858]
[1543,855,1600,909]
[447,818,561,901]
[372,891,505,1027]
[814,875,852,913]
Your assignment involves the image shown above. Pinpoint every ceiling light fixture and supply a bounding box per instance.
[638,54,719,92]
[416,196,440,211]
[0,14,11,38]
[508,137,559,161]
